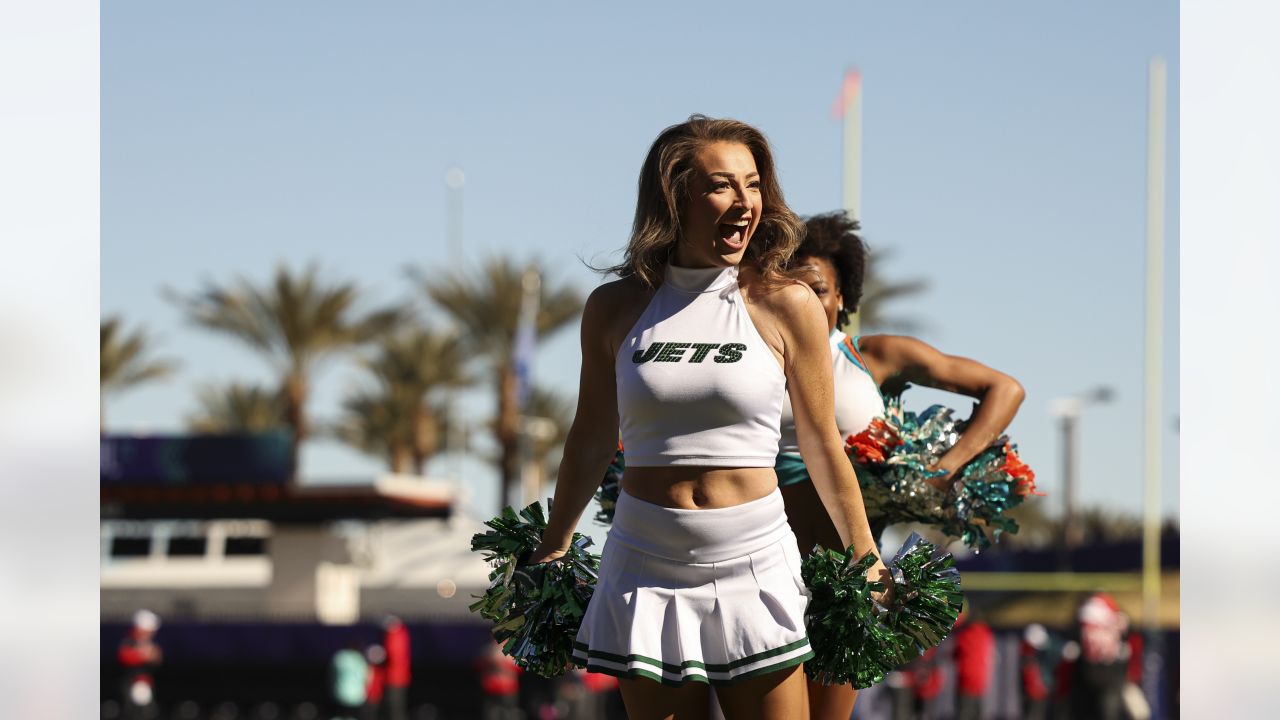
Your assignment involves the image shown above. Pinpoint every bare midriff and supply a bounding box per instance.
[621,466,779,509]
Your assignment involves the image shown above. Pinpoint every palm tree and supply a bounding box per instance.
[100,316,177,431]
[187,383,288,433]
[335,387,419,473]
[334,326,471,474]
[419,257,583,507]
[522,385,575,497]
[169,264,400,475]
[856,248,930,333]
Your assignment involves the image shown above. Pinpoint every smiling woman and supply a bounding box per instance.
[602,115,804,289]
[525,115,889,720]
[681,142,760,262]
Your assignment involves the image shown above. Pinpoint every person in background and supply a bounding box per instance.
[951,608,995,720]
[894,646,943,720]
[577,669,620,720]
[118,609,163,720]
[382,616,411,720]
[1055,593,1135,720]
[329,642,369,720]
[477,639,521,720]
[1052,639,1079,720]
[1122,630,1151,720]
[775,210,1026,719]
[1019,624,1053,720]
[363,644,386,720]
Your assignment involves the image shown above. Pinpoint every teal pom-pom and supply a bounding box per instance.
[849,399,1041,551]
[470,501,600,677]
[801,533,963,688]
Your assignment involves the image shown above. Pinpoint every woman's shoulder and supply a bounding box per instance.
[856,335,939,377]
[740,267,812,308]
[857,334,924,357]
[583,275,653,339]
[587,274,651,308]
[746,273,820,323]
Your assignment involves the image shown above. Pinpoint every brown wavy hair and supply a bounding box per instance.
[603,115,805,287]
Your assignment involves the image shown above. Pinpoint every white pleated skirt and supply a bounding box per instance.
[573,488,813,686]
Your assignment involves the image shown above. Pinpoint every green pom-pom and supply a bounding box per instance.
[470,501,600,677]
[801,533,963,688]
[801,546,912,688]
[882,534,965,651]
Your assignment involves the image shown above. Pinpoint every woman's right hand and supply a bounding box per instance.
[867,556,895,607]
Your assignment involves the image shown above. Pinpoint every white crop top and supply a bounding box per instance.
[616,263,786,467]
[777,330,885,456]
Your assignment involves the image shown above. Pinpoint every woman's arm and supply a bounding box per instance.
[778,284,883,561]
[528,285,626,563]
[859,335,1025,482]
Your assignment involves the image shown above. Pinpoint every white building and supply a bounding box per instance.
[101,474,494,625]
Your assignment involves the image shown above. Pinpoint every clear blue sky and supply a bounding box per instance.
[102,1,1179,523]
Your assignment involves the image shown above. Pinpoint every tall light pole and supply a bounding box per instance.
[1140,56,1168,716]
[839,68,862,224]
[512,265,541,510]
[1050,386,1115,569]
[1141,56,1167,634]
[443,167,466,485]
[445,166,465,264]
[833,68,863,335]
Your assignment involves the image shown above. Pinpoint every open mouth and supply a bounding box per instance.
[718,221,750,249]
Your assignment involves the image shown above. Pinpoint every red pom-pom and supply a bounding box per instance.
[1001,444,1041,497]
[845,418,903,465]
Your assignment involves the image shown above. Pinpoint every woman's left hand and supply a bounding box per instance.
[924,464,957,492]
[525,542,569,567]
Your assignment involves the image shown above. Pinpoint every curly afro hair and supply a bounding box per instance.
[794,211,868,328]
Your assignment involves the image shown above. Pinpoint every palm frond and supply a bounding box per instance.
[420,256,584,365]
[333,323,474,472]
[167,263,405,450]
[101,316,178,395]
[858,249,930,333]
[186,382,287,433]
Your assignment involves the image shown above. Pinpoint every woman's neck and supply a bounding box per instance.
[672,244,732,270]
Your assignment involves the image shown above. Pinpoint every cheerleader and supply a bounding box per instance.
[526,117,887,720]
[776,211,1026,720]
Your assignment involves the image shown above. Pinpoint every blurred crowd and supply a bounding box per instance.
[878,593,1153,720]
[108,612,624,720]
[111,592,1165,720]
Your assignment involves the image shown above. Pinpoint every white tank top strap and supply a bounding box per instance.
[615,263,785,467]
[776,330,885,456]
